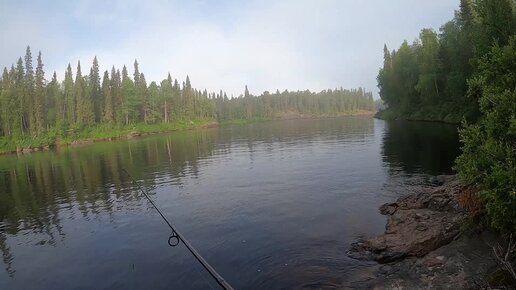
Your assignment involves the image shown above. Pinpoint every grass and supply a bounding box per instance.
[0,112,376,155]
[0,118,216,155]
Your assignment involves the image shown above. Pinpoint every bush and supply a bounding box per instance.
[455,37,516,233]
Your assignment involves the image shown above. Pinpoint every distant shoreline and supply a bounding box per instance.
[0,111,375,156]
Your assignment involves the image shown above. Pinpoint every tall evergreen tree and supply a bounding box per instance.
[15,58,25,135]
[34,51,46,134]
[0,67,14,136]
[110,67,122,123]
[75,61,94,127]
[24,46,34,134]
[120,65,134,125]
[102,70,114,123]
[140,72,149,123]
[90,56,101,123]
[64,64,75,125]
[48,72,62,127]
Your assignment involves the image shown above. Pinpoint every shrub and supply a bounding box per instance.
[455,37,516,233]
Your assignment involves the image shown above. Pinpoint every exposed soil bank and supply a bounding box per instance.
[346,176,508,289]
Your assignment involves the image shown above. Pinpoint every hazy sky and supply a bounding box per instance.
[0,0,459,98]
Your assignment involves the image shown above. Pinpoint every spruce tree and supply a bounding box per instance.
[15,58,25,135]
[75,61,95,127]
[90,56,101,123]
[34,51,46,134]
[102,70,114,123]
[0,68,13,136]
[64,64,75,124]
[24,46,34,134]
[111,67,122,124]
[48,72,62,127]
[120,65,134,125]
[140,72,149,123]
[244,85,250,98]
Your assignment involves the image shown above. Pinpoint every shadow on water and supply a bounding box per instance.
[381,120,461,175]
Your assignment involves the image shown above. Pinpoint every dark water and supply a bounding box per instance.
[0,117,460,290]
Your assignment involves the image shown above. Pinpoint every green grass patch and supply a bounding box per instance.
[0,118,216,155]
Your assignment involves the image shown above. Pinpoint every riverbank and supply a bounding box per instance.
[0,119,218,156]
[375,108,463,124]
[347,175,513,289]
[0,111,375,156]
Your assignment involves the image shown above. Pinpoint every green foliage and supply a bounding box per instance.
[377,0,516,123]
[455,37,516,233]
[0,47,374,154]
[377,0,515,232]
[215,87,374,120]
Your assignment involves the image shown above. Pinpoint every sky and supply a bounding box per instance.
[0,0,459,98]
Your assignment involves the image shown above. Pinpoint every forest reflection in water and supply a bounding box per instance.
[0,117,460,289]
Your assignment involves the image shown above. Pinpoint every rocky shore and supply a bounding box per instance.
[346,175,504,289]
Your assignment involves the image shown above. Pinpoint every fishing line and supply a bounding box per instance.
[122,169,234,290]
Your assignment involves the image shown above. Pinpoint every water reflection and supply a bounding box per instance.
[0,117,460,289]
[381,120,460,175]
[0,129,219,276]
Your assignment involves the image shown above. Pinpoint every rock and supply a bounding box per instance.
[379,203,398,215]
[349,175,467,263]
[344,231,501,290]
[344,175,504,289]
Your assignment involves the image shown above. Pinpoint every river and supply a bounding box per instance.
[0,116,461,289]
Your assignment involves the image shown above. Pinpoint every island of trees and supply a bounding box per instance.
[377,0,515,233]
[0,48,374,154]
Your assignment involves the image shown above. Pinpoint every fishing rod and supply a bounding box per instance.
[122,169,234,290]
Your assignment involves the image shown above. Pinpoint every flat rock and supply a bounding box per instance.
[349,175,467,263]
[342,232,500,289]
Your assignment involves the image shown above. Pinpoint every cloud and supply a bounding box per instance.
[0,0,459,98]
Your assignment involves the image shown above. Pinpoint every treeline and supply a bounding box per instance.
[215,86,374,120]
[0,49,216,137]
[377,0,515,123]
[0,48,374,139]
[378,0,515,233]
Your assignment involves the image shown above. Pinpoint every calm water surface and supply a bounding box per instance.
[0,117,460,289]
